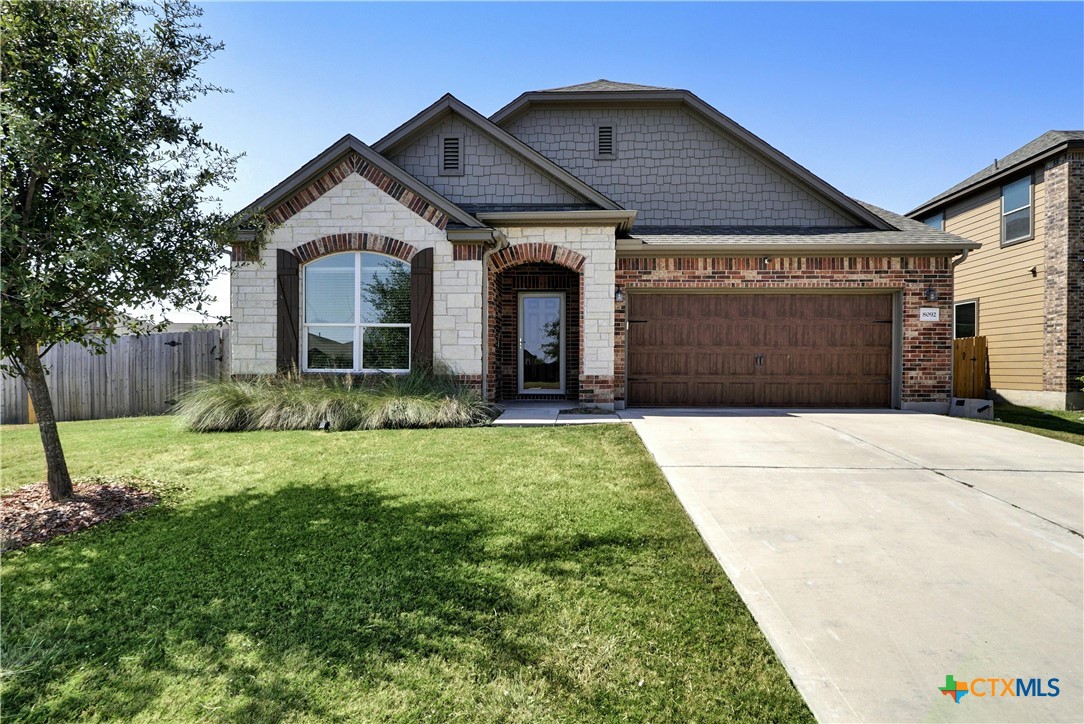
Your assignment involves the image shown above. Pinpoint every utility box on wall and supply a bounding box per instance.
[948,397,994,420]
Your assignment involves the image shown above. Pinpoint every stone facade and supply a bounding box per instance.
[391,117,587,207]
[614,255,955,409]
[230,172,445,375]
[1042,152,1084,402]
[433,243,485,376]
[502,107,858,227]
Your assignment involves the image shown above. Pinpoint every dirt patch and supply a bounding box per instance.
[1,477,158,551]
[559,407,616,415]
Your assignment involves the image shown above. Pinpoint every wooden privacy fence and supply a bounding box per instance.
[1,329,229,424]
[953,336,989,399]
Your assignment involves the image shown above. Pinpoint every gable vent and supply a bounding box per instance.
[596,125,614,158]
[441,136,461,173]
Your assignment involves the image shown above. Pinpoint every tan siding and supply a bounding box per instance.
[947,173,1046,391]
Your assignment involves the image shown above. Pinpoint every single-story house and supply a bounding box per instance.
[908,131,1083,410]
[231,80,976,411]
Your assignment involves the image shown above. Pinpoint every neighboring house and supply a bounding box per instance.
[231,80,976,411]
[909,131,1084,410]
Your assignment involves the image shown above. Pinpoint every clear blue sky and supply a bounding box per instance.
[181,1,1084,319]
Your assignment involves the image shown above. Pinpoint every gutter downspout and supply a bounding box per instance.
[947,249,971,407]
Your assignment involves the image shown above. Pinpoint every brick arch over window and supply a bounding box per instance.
[489,243,586,273]
[291,233,417,264]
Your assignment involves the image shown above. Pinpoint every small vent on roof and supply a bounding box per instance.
[596,125,615,158]
[441,135,462,175]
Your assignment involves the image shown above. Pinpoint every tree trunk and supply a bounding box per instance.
[18,337,73,501]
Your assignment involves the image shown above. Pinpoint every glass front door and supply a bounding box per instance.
[518,293,565,394]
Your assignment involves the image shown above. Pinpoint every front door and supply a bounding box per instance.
[518,292,565,394]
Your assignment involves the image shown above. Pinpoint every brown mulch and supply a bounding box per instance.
[1,477,158,551]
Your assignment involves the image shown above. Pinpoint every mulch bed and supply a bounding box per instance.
[1,478,158,551]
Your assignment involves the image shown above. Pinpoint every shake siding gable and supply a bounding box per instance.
[391,117,589,207]
[503,106,858,227]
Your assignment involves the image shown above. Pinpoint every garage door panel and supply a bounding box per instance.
[628,293,893,407]
[697,381,757,406]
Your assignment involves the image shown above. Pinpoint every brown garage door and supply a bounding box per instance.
[627,294,894,407]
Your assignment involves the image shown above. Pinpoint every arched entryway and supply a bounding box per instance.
[487,244,585,403]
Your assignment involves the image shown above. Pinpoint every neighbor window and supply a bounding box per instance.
[595,124,615,159]
[303,252,411,372]
[440,135,463,175]
[923,212,944,230]
[954,301,977,339]
[1001,177,1032,244]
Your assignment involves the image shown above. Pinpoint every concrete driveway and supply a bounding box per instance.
[622,409,1083,723]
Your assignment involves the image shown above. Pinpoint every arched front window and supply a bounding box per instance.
[303,252,411,372]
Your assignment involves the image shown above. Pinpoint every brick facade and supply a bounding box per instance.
[451,243,484,261]
[614,255,955,407]
[1043,153,1084,395]
[490,263,582,401]
[486,232,616,406]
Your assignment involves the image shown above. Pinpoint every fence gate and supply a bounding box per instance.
[952,336,989,399]
[1,328,229,424]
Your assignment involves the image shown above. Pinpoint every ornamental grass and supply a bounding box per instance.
[174,364,499,432]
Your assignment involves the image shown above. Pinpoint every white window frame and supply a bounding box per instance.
[1001,176,1033,246]
[302,251,411,374]
[924,212,944,231]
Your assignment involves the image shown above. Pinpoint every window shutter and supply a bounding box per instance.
[276,249,300,372]
[410,248,434,367]
[442,136,461,172]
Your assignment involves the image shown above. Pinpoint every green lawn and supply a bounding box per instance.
[0,418,810,723]
[979,403,1084,446]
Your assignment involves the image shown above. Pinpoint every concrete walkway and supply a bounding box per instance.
[624,409,1083,723]
[491,401,622,426]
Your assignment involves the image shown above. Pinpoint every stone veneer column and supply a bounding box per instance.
[432,240,484,386]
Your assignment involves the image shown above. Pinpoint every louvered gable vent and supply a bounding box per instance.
[596,125,614,158]
[441,135,462,174]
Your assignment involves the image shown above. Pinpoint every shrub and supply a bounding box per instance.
[175,364,499,432]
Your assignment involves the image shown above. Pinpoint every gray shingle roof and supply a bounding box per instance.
[538,79,674,93]
[626,202,977,252]
[910,131,1084,216]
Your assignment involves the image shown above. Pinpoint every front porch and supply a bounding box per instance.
[487,260,583,403]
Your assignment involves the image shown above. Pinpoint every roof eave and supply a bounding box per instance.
[617,240,979,255]
[446,227,507,247]
[908,139,1084,218]
[478,209,638,233]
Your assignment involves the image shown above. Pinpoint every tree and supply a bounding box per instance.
[1,0,262,500]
